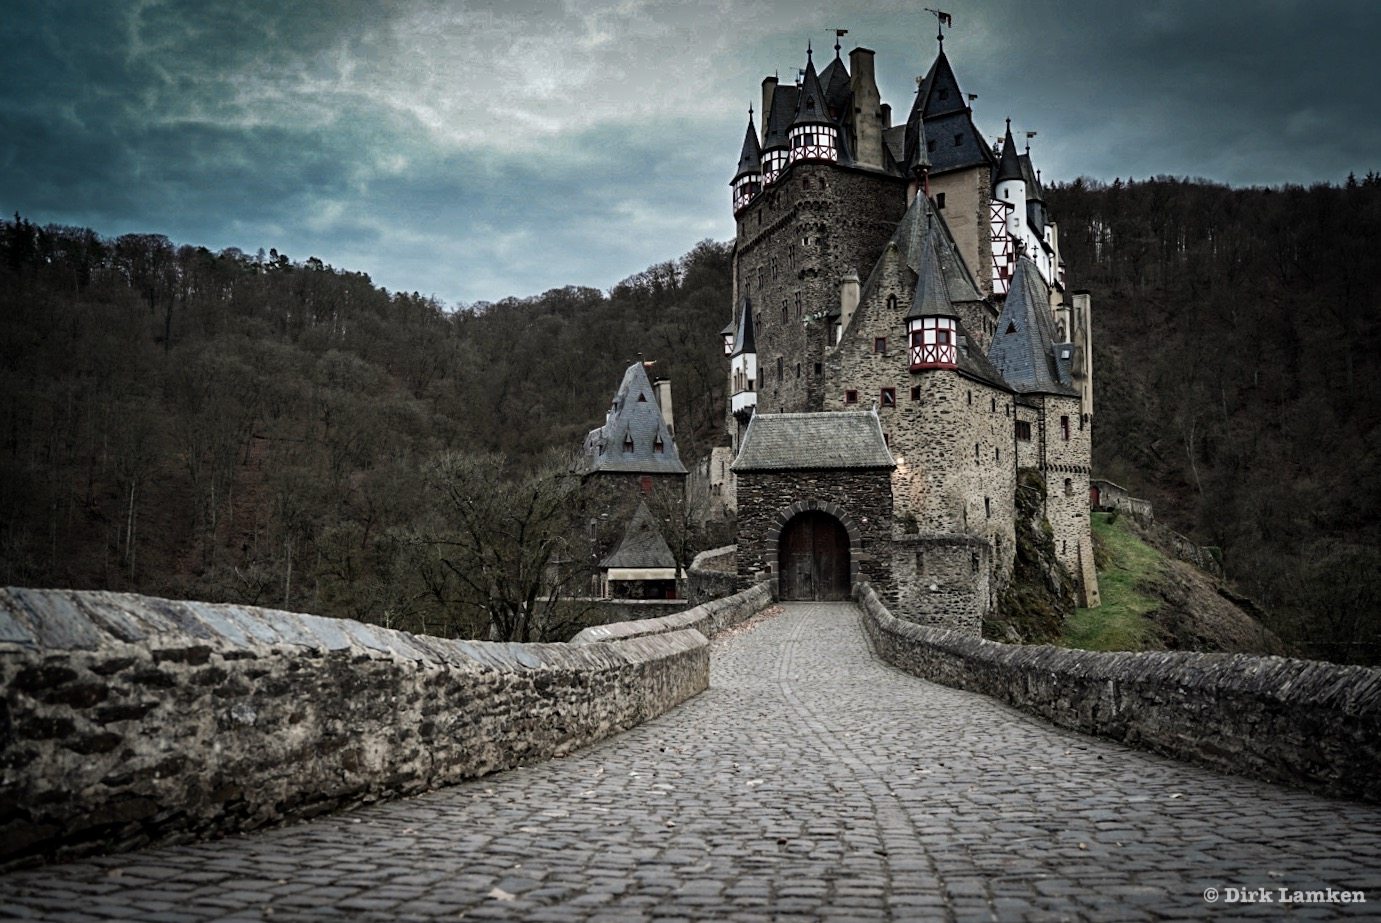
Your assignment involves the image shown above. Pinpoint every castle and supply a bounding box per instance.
[714,29,1100,631]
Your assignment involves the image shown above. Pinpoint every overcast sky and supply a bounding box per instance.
[3,1,1377,306]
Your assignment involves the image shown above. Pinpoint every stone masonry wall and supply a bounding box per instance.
[735,163,907,415]
[1037,393,1093,584]
[886,534,988,634]
[928,165,994,298]
[735,469,892,595]
[687,545,741,605]
[857,583,1381,803]
[0,586,720,870]
[573,582,773,645]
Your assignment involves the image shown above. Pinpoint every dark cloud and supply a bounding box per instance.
[2,0,1377,306]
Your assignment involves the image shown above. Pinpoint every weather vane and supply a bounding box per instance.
[924,8,953,45]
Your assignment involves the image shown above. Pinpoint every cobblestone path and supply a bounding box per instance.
[4,602,1380,921]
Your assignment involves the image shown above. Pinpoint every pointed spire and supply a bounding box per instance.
[987,256,1074,395]
[906,221,953,320]
[995,119,1024,184]
[792,47,831,127]
[731,295,756,357]
[903,81,930,177]
[734,108,763,180]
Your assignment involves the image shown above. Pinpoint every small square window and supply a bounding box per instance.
[814,362,822,375]
[883,432,891,446]
[874,337,887,354]
[845,389,859,404]
[880,388,896,407]
[910,386,921,401]
[927,139,936,153]
[936,192,946,209]
[953,133,963,146]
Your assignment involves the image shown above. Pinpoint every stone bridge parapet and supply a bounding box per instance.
[857,582,1381,803]
[0,583,769,870]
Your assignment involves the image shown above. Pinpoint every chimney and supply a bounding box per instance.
[880,102,892,130]
[848,47,883,169]
[761,76,778,141]
[838,270,861,336]
[653,379,675,436]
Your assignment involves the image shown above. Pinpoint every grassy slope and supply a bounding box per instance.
[1062,513,1160,651]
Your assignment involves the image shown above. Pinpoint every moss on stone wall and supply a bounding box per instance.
[985,468,1075,643]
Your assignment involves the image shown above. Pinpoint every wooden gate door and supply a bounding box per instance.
[778,511,850,601]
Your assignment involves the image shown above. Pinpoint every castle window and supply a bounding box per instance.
[796,363,801,378]
[883,432,891,446]
[874,337,887,354]
[1016,421,1032,441]
[814,362,822,375]
[640,476,653,494]
[802,177,811,189]
[995,447,1001,462]
[880,388,896,407]
[927,139,936,153]
[908,316,958,369]
[845,389,859,404]
[1061,415,1071,441]
[654,437,665,454]
[637,393,647,402]
[1064,478,1073,497]
[985,497,991,518]
[954,133,963,146]
[624,435,635,453]
[910,385,921,401]
[967,391,973,405]
[936,193,946,209]
[782,304,788,323]
[777,357,784,379]
[887,294,897,312]
[991,397,997,412]
[916,551,926,573]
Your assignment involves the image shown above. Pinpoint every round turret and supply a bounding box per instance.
[788,46,838,165]
[731,110,764,213]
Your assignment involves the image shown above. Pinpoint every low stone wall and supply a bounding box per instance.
[0,587,711,870]
[857,583,1381,803]
[573,582,774,645]
[687,545,740,604]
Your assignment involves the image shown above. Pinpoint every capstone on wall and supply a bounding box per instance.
[0,587,720,870]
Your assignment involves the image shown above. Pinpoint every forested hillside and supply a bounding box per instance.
[3,174,1378,660]
[0,218,730,638]
[1047,174,1381,663]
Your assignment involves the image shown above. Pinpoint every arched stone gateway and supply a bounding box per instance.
[776,508,853,601]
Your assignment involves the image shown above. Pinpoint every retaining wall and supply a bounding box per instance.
[686,545,740,605]
[857,583,1381,803]
[0,585,736,869]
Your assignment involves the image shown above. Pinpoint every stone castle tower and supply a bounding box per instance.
[720,32,1099,630]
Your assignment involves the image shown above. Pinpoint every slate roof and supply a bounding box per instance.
[818,54,853,120]
[730,295,756,357]
[792,51,832,128]
[893,195,983,303]
[599,502,677,570]
[584,362,688,475]
[734,113,762,180]
[987,257,1078,396]
[732,411,895,472]
[995,123,1024,184]
[902,88,930,177]
[762,84,799,151]
[911,50,994,176]
[905,220,953,320]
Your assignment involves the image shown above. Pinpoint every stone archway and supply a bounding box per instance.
[767,502,860,601]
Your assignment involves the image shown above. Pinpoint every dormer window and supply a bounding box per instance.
[908,316,958,370]
[654,436,665,454]
[623,435,635,453]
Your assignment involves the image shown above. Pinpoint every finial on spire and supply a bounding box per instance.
[1005,117,1012,133]
[833,28,848,58]
[925,8,953,46]
[807,39,813,62]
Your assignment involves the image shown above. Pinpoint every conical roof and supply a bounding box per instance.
[731,295,756,357]
[733,113,762,181]
[987,257,1076,396]
[792,49,832,128]
[902,86,930,177]
[995,122,1025,184]
[893,195,983,303]
[906,221,953,320]
[600,502,677,570]
[818,54,852,119]
[918,50,966,120]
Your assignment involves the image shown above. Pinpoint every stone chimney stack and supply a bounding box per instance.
[848,47,883,169]
[839,270,861,335]
[653,379,675,435]
[880,102,892,130]
[761,76,778,140]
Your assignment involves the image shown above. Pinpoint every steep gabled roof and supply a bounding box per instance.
[818,54,853,120]
[761,84,799,151]
[909,49,994,176]
[733,112,762,180]
[1019,152,1044,201]
[918,50,967,120]
[893,194,983,303]
[585,362,688,475]
[730,296,756,357]
[732,411,895,472]
[599,502,676,570]
[987,257,1077,396]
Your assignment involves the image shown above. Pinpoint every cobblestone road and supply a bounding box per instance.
[4,602,1380,921]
